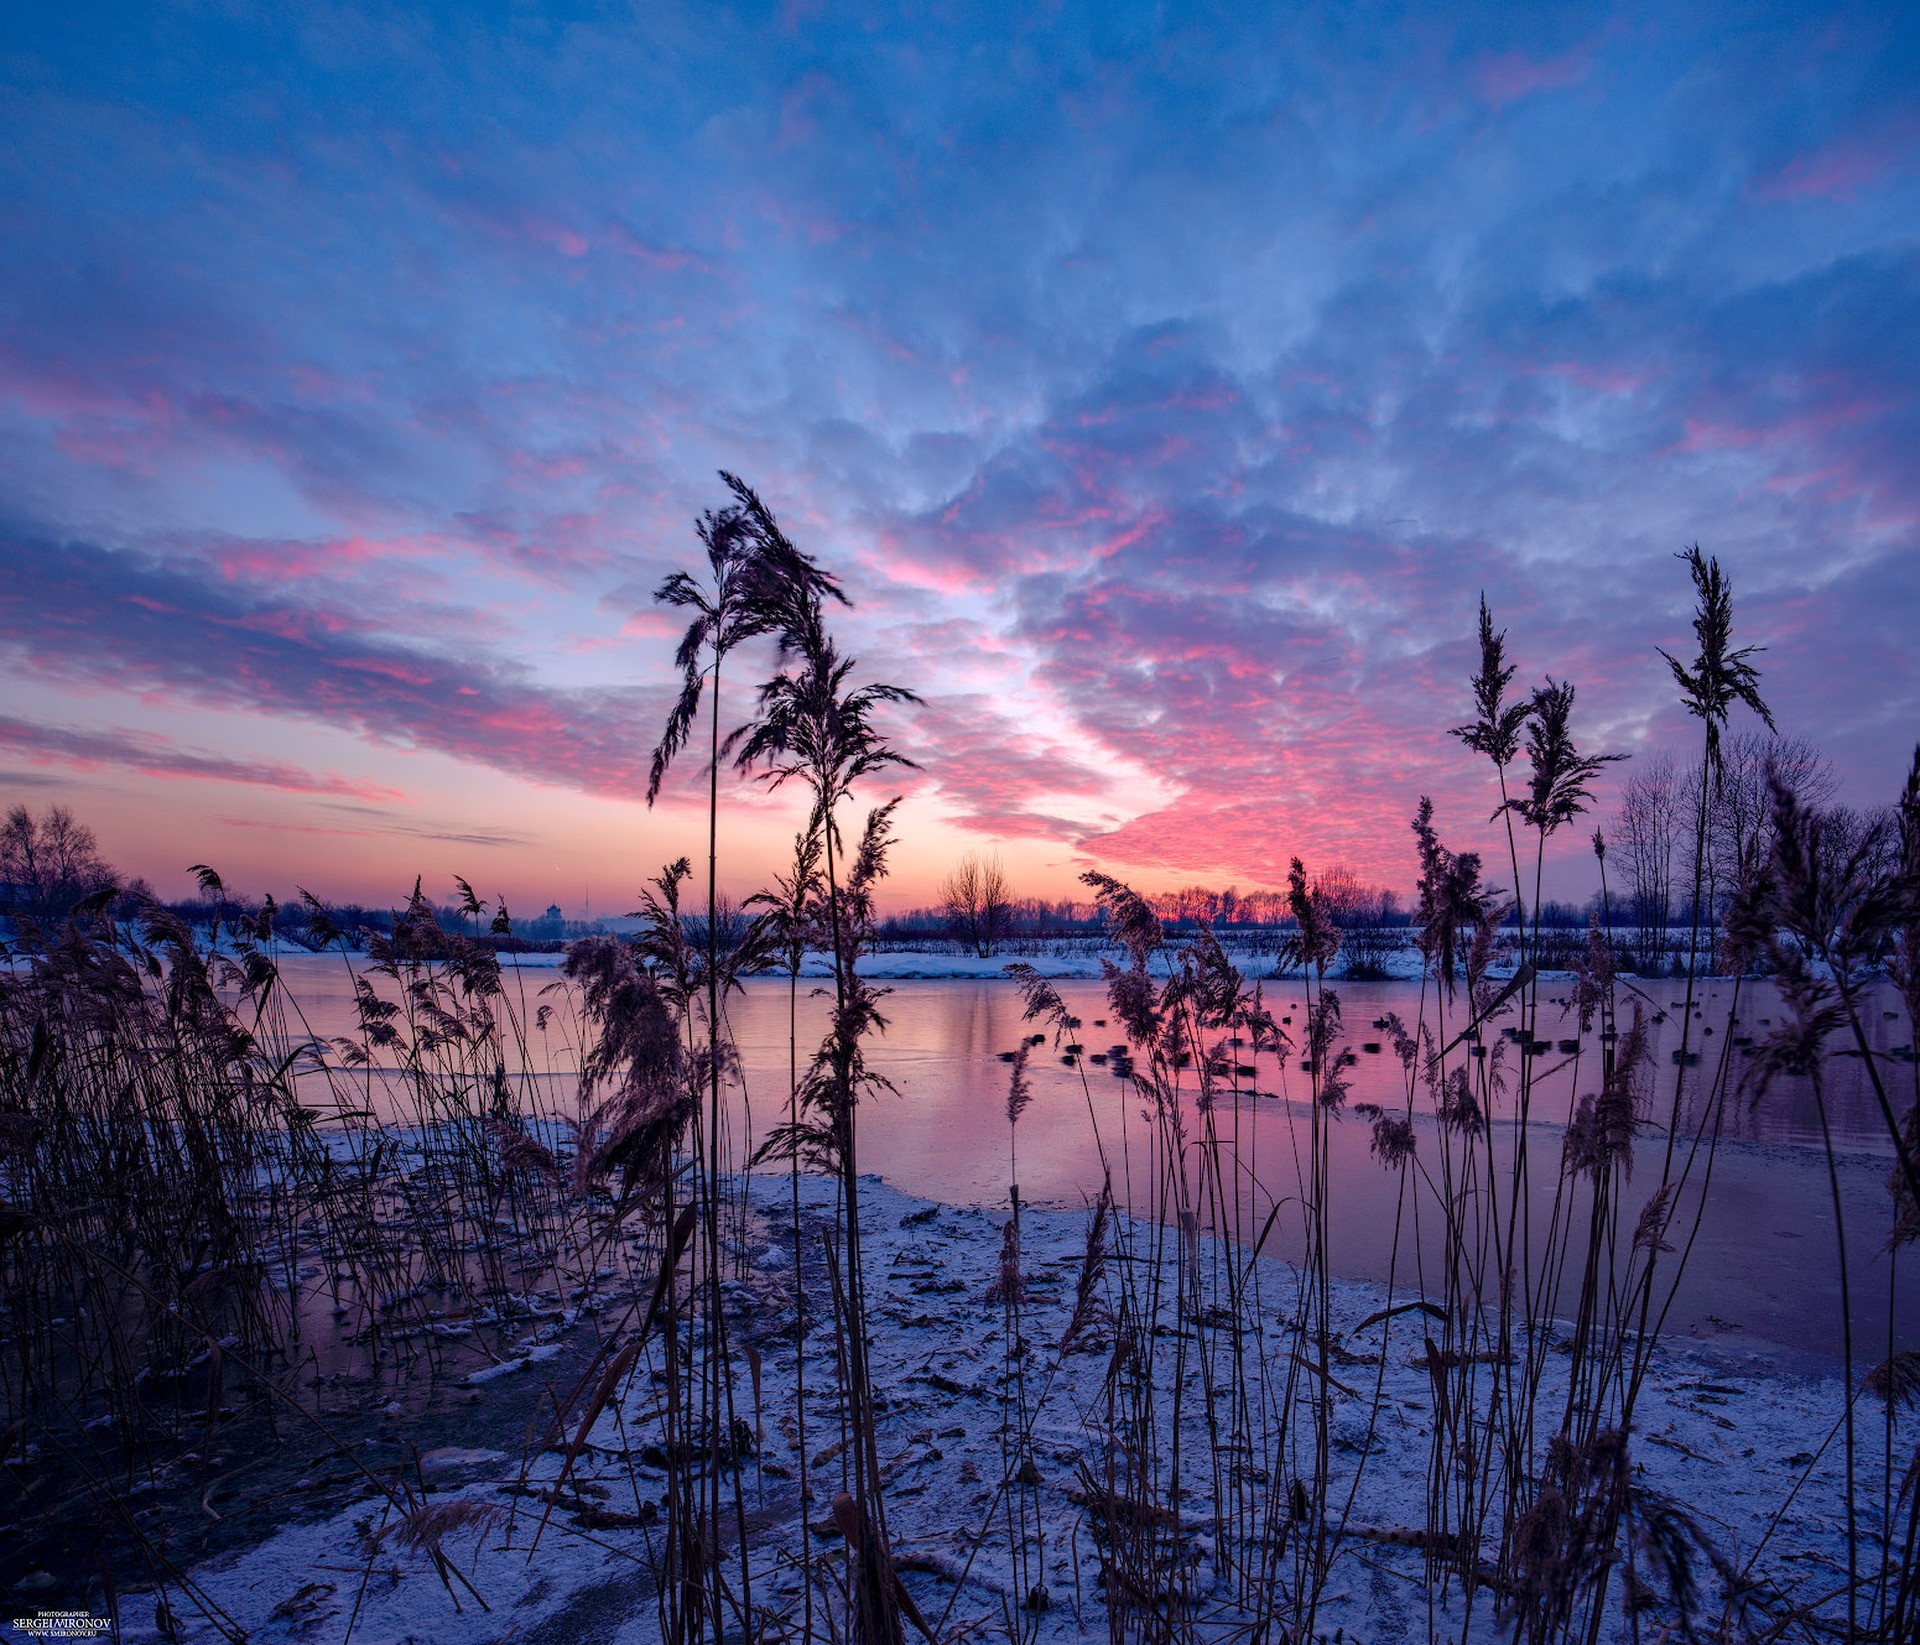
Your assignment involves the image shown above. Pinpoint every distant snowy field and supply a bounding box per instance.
[482,944,1453,982]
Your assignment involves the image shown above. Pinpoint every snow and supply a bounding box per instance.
[461,1342,566,1385]
[500,945,1114,979]
[811,950,1112,980]
[0,931,1691,987]
[70,1176,1875,1645]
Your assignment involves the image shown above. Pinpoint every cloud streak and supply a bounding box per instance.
[0,715,403,801]
[0,532,660,801]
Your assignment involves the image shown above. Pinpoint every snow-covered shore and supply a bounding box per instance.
[72,1174,1868,1645]
[0,923,1701,987]
[484,943,1538,983]
[419,945,1118,979]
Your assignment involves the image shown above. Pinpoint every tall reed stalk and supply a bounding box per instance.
[732,561,919,1645]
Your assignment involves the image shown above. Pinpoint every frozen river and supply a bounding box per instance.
[268,950,1916,1368]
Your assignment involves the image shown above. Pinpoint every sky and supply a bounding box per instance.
[1,1,1916,916]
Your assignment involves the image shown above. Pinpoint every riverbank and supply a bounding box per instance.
[58,1173,1870,1645]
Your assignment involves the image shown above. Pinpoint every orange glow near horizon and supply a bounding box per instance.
[1,3,1913,922]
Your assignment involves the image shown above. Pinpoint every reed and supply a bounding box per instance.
[0,877,606,1627]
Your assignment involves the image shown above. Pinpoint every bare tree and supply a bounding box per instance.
[1684,732,1834,940]
[941,849,1013,957]
[1315,862,1401,979]
[2,803,112,913]
[1816,802,1898,895]
[1612,752,1682,974]
[2,805,41,908]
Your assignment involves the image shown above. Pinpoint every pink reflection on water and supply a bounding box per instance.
[276,958,1915,1367]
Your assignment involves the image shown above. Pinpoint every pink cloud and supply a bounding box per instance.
[1755,122,1916,201]
[775,71,836,153]
[617,610,685,640]
[205,532,422,585]
[227,606,356,642]
[516,215,590,259]
[899,695,1115,841]
[284,362,364,403]
[1530,359,1653,395]
[0,715,405,802]
[1674,386,1890,455]
[1087,508,1168,563]
[334,655,442,688]
[750,187,853,247]
[599,221,713,275]
[1475,43,1594,107]
[860,526,1000,596]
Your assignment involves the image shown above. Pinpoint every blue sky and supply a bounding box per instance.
[1,1,1914,908]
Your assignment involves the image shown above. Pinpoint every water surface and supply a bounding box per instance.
[271,953,1918,1369]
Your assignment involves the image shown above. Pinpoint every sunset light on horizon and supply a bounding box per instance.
[2,3,1916,915]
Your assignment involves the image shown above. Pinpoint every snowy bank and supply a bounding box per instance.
[70,1174,1872,1645]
